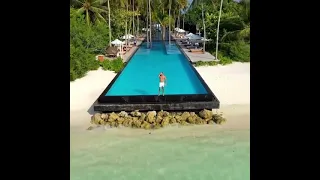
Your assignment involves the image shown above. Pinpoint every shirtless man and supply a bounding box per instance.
[158,72,167,96]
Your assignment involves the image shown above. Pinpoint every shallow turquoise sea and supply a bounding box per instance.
[70,126,250,180]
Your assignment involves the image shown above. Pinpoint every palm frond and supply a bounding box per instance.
[89,6,108,14]
[95,12,107,23]
[77,7,85,14]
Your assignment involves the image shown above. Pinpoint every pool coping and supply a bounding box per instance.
[95,39,220,111]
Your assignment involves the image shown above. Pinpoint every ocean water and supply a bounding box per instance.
[106,42,208,96]
[70,126,250,180]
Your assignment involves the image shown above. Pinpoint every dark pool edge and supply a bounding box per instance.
[94,99,219,112]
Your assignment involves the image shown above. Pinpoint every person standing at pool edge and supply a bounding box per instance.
[158,72,167,96]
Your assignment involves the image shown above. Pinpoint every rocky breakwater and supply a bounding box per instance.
[88,109,226,130]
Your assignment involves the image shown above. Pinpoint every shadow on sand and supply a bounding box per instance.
[87,101,96,115]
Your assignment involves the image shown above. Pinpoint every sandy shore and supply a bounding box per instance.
[70,62,250,128]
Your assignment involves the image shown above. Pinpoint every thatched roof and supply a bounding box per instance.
[105,46,118,54]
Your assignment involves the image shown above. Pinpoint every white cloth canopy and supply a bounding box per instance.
[111,39,124,45]
[188,34,202,40]
[185,33,194,37]
[177,29,186,33]
[121,34,135,39]
[201,37,212,41]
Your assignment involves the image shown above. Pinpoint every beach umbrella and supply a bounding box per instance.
[121,34,135,39]
[111,39,124,46]
[177,29,186,33]
[187,34,202,40]
[185,33,194,37]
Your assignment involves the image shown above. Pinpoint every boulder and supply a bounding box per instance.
[213,114,226,124]
[130,110,142,117]
[101,113,108,120]
[199,109,213,119]
[118,111,128,117]
[161,117,170,127]
[108,112,119,122]
[139,113,146,121]
[87,126,95,130]
[146,111,156,123]
[208,120,214,124]
[169,116,176,124]
[181,112,190,121]
[91,113,103,125]
[155,116,163,124]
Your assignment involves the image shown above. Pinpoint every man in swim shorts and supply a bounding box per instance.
[158,72,167,96]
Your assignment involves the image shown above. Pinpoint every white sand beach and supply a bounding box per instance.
[70,62,250,129]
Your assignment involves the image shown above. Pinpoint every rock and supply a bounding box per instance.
[154,124,162,129]
[187,114,197,124]
[146,111,156,123]
[91,113,103,125]
[130,110,142,117]
[175,115,182,123]
[163,111,170,117]
[141,121,151,129]
[110,121,116,127]
[87,126,95,130]
[157,110,164,117]
[155,116,163,124]
[108,112,119,122]
[139,113,146,121]
[169,116,176,124]
[161,117,170,127]
[117,117,125,124]
[118,111,128,117]
[181,121,189,126]
[208,120,214,124]
[101,113,108,120]
[181,112,190,121]
[190,112,196,116]
[213,114,226,124]
[199,109,213,119]
[195,117,202,124]
[133,118,142,128]
[176,112,182,116]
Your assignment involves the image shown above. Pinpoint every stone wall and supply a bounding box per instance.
[88,109,226,130]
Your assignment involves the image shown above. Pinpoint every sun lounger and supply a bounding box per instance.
[189,49,204,53]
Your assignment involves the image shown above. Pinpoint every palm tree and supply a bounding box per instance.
[201,0,206,51]
[215,0,224,60]
[149,0,152,48]
[72,0,108,25]
[107,0,112,47]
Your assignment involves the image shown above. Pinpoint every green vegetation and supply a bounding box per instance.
[194,53,233,67]
[186,0,250,62]
[100,58,125,73]
[70,0,250,81]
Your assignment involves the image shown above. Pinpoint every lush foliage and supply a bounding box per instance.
[70,8,111,81]
[194,53,233,67]
[100,58,125,73]
[186,0,250,62]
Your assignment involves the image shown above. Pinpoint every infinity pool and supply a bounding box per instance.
[106,42,208,96]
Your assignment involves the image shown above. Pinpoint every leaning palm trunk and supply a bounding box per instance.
[201,1,206,52]
[126,3,129,46]
[107,0,111,46]
[149,0,152,47]
[215,0,223,60]
[133,0,135,36]
[146,2,149,47]
[168,0,171,44]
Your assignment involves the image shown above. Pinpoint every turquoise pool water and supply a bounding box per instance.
[106,42,208,96]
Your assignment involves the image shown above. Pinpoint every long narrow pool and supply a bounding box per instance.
[106,42,207,96]
[95,40,219,112]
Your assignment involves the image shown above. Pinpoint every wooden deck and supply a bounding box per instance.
[175,38,217,63]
